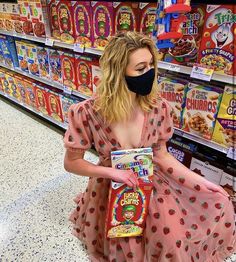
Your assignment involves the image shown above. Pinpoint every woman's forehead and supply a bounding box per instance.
[128,48,153,65]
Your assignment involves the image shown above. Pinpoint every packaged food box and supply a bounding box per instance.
[57,0,76,44]
[60,94,81,124]
[198,5,235,75]
[9,73,21,101]
[0,68,6,92]
[15,74,28,104]
[0,4,5,30]
[37,46,50,79]
[16,40,29,72]
[158,75,187,128]
[74,1,92,47]
[76,54,93,97]
[4,72,16,98]
[4,3,14,32]
[62,52,77,90]
[24,78,37,109]
[91,1,114,50]
[212,85,236,148]
[182,82,223,140]
[91,58,101,94]
[26,43,40,76]
[48,0,60,39]
[163,5,205,66]
[113,2,140,34]
[45,88,64,123]
[1,72,11,96]
[1,3,8,31]
[11,3,22,34]
[0,35,19,69]
[49,48,63,84]
[0,42,5,65]
[19,0,33,36]
[34,84,50,115]
[139,2,157,37]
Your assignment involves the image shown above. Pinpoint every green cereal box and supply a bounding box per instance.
[182,82,223,140]
[158,75,188,129]
[212,85,236,148]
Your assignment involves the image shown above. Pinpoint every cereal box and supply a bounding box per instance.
[15,74,28,104]
[164,5,205,66]
[26,43,39,76]
[60,94,81,124]
[0,35,19,69]
[1,72,11,96]
[4,72,16,98]
[91,1,114,50]
[113,2,140,34]
[182,82,223,140]
[16,40,29,72]
[37,46,50,79]
[212,85,236,148]
[45,88,64,122]
[5,3,14,32]
[11,3,22,34]
[48,0,60,39]
[0,41,5,65]
[9,73,21,101]
[0,4,4,30]
[58,1,76,44]
[0,68,6,92]
[34,84,50,115]
[62,52,77,90]
[74,1,92,47]
[76,54,93,97]
[139,3,157,37]
[19,0,33,36]
[158,75,187,128]
[234,5,236,77]
[91,58,101,94]
[49,48,63,84]
[198,5,235,75]
[24,78,37,109]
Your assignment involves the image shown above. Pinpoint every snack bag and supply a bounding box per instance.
[212,85,236,148]
[198,5,235,75]
[139,2,157,37]
[91,1,114,50]
[182,82,223,140]
[158,75,187,128]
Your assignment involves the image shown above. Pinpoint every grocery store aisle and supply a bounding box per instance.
[0,97,235,262]
[0,97,98,261]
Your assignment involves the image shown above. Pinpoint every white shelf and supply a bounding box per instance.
[84,47,103,56]
[158,61,235,85]
[0,90,67,130]
[173,128,229,154]
[0,63,89,101]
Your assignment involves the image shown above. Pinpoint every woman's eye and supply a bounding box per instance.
[137,68,145,72]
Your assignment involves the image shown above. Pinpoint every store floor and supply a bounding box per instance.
[0,97,235,262]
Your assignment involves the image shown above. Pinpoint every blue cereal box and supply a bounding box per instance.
[49,48,63,84]
[15,40,29,72]
[37,46,50,79]
[26,43,39,76]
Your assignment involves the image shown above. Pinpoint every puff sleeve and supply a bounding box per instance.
[158,99,174,142]
[63,103,93,152]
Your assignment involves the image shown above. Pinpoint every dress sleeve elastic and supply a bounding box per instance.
[158,99,174,142]
[63,103,93,152]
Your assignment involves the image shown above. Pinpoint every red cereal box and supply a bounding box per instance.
[19,0,33,36]
[46,88,64,122]
[58,1,76,44]
[24,78,37,109]
[34,84,50,115]
[164,5,205,66]
[75,54,93,97]
[62,52,77,90]
[91,58,102,94]
[198,5,235,75]
[113,2,140,34]
[139,3,157,37]
[15,74,28,104]
[74,1,92,47]
[48,0,60,39]
[91,1,114,50]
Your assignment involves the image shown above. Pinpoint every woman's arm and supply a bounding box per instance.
[154,141,229,196]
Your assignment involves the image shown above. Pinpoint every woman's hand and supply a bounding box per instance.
[204,180,229,197]
[109,168,139,191]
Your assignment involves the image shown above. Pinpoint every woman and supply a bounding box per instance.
[64,32,235,261]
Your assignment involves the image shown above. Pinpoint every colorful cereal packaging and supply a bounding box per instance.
[49,48,63,84]
[37,46,50,79]
[139,2,157,37]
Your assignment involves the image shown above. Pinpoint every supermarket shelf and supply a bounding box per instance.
[158,61,235,85]
[0,90,67,130]
[0,63,90,101]
[173,128,229,154]
[84,47,103,56]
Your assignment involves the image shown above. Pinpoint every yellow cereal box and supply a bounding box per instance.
[212,85,236,148]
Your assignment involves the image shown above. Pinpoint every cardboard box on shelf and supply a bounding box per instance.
[49,48,63,84]
[182,82,223,140]
[15,74,28,104]
[74,1,92,48]
[91,1,114,50]
[24,78,37,109]
[0,4,5,30]
[48,0,60,39]
[37,46,50,79]
[16,40,29,72]
[61,52,77,90]
[198,5,235,76]
[113,2,140,34]
[139,2,157,37]
[212,85,236,148]
[60,94,81,124]
[34,83,50,115]
[5,3,14,32]
[26,42,40,77]
[91,58,101,94]
[18,0,33,36]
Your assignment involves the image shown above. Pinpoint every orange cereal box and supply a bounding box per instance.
[46,88,64,123]
[48,0,60,39]
[62,52,77,90]
[24,78,37,109]
[34,84,50,115]
[198,5,235,75]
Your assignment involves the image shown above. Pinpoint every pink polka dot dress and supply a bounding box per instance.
[64,97,236,262]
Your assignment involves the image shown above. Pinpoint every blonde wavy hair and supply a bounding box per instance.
[94,31,160,124]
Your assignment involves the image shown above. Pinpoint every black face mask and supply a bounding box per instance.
[125,68,155,96]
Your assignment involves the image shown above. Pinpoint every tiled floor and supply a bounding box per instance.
[0,97,235,262]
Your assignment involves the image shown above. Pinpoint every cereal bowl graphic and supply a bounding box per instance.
[200,54,232,73]
[187,112,210,136]
[220,128,236,148]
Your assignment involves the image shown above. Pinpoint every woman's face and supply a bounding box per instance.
[125,47,154,77]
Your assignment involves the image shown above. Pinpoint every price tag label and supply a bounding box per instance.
[168,64,181,72]
[63,86,72,95]
[227,147,236,160]
[190,66,214,82]
[45,38,54,47]
[73,43,83,53]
